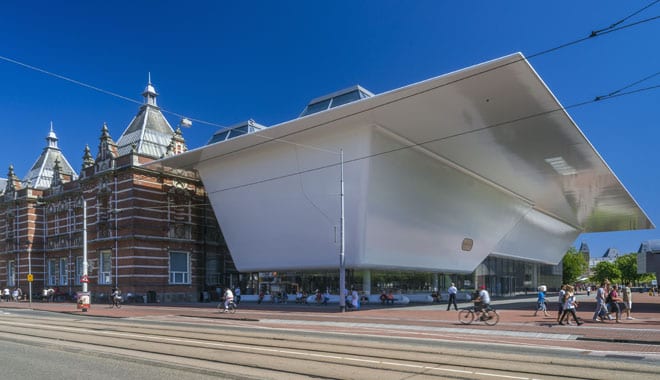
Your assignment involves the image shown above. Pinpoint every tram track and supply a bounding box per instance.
[0,313,657,379]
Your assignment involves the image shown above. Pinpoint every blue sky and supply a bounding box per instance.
[0,1,658,257]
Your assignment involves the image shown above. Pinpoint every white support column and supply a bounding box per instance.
[362,270,371,295]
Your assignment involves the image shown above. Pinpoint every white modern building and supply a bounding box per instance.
[149,53,653,293]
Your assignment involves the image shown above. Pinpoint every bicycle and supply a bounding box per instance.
[217,300,237,314]
[458,304,499,326]
[109,294,123,309]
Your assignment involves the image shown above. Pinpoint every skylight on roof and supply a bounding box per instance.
[207,119,266,145]
[299,85,373,117]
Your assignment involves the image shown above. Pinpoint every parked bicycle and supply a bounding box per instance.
[458,304,499,326]
[217,300,237,314]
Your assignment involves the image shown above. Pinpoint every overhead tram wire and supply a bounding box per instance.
[590,0,660,37]
[1,1,657,149]
[0,55,227,131]
[0,53,339,156]
[206,79,660,196]
[595,71,660,101]
[594,83,660,102]
[0,2,657,187]
[181,3,660,170]
[0,55,142,107]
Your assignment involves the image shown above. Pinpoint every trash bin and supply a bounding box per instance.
[147,291,157,303]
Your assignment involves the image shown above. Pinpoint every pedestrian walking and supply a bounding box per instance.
[592,280,609,322]
[447,283,458,311]
[623,282,633,320]
[234,286,241,304]
[351,288,360,311]
[534,285,549,317]
[607,284,623,323]
[556,285,566,323]
[558,285,582,326]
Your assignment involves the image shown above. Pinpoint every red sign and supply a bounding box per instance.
[81,274,89,283]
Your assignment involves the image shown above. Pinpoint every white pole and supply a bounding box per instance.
[339,149,346,312]
[115,176,119,287]
[82,199,88,294]
[28,246,32,307]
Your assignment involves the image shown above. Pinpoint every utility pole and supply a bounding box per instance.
[339,149,346,312]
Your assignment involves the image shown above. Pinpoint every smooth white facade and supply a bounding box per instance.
[150,53,653,273]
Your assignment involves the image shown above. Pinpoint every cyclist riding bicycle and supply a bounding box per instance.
[475,285,491,319]
[223,287,234,312]
[111,286,122,306]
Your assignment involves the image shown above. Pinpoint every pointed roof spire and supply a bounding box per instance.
[23,125,78,189]
[82,144,95,169]
[96,122,118,162]
[5,164,21,195]
[117,79,175,159]
[51,158,63,188]
[142,72,158,107]
[47,121,58,149]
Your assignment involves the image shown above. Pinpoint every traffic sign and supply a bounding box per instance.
[81,274,89,283]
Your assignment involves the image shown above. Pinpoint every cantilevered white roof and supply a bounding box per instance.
[148,53,653,273]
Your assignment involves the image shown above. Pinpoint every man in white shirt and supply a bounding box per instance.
[447,283,458,311]
[477,285,491,311]
[223,288,234,312]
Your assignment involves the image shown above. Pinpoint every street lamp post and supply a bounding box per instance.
[75,198,91,312]
[339,149,346,312]
[82,199,88,294]
[27,243,32,307]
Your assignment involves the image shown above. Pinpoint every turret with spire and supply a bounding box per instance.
[22,124,78,189]
[115,75,180,159]
[142,72,158,107]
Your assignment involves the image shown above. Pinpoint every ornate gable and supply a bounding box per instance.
[95,123,118,173]
[4,165,21,200]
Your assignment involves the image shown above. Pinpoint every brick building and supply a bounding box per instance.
[0,81,235,303]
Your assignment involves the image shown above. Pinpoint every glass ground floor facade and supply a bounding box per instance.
[233,255,562,299]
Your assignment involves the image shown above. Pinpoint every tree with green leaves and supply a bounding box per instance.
[562,247,588,284]
[615,253,639,285]
[592,261,621,284]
